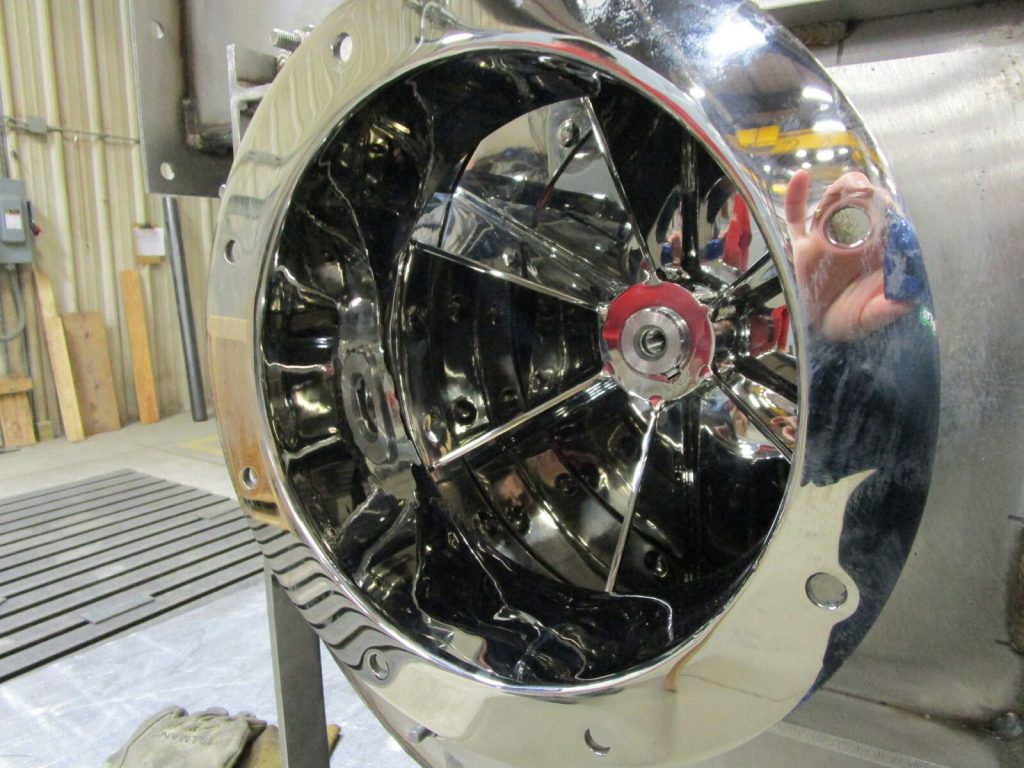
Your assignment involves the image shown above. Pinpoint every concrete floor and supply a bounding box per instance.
[0,415,410,768]
[0,414,236,501]
[0,416,1007,768]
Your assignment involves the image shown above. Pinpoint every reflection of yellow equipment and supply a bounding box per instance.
[733,125,882,195]
[735,124,866,162]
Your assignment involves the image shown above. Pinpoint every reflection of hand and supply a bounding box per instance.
[728,401,749,437]
[784,170,911,342]
[770,415,797,443]
[668,230,683,266]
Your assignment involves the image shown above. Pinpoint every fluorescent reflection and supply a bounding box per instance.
[441,32,474,45]
[812,119,846,134]
[707,17,765,58]
[801,85,833,103]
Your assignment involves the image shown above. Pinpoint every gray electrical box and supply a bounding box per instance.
[0,178,33,265]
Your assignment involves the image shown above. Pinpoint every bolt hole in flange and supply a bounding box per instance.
[806,572,848,610]
[239,466,258,491]
[331,33,353,63]
[367,651,390,681]
[232,5,940,765]
[584,728,611,757]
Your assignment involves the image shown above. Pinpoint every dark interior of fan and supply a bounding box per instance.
[258,51,794,684]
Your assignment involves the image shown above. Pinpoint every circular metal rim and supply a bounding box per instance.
[208,1,937,765]
[248,32,830,695]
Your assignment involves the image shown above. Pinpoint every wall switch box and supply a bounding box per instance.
[0,179,33,264]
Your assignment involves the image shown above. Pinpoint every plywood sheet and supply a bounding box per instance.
[62,312,121,435]
[0,391,35,447]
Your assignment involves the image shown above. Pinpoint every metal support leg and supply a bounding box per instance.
[163,196,208,422]
[265,566,331,768]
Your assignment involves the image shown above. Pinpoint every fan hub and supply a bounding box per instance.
[602,281,714,402]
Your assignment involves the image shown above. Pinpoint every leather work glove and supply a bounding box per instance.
[103,706,267,768]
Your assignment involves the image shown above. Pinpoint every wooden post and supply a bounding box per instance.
[119,270,160,424]
[34,268,85,442]
[18,267,52,438]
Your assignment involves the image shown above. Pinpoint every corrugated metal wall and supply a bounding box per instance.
[0,0,215,436]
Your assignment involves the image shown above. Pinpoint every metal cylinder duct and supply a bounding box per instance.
[208,1,939,765]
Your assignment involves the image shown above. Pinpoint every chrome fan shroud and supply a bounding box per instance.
[209,2,939,766]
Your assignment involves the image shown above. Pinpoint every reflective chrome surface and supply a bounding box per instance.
[209,1,939,765]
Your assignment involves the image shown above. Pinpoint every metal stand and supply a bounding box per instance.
[163,196,208,422]
[265,567,331,768]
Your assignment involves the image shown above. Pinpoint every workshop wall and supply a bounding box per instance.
[0,0,216,436]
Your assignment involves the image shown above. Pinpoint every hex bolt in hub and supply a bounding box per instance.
[601,281,713,402]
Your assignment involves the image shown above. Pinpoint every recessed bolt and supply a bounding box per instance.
[531,370,554,392]
[498,388,519,418]
[452,397,477,425]
[478,514,499,536]
[423,408,447,446]
[645,550,669,578]
[406,306,427,338]
[557,118,581,148]
[448,295,464,324]
[556,473,576,497]
[507,503,529,533]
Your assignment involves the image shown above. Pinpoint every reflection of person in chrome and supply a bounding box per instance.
[784,169,927,342]
[790,169,937,687]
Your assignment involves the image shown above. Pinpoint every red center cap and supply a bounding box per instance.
[601,281,714,402]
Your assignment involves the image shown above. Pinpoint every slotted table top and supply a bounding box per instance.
[0,470,260,682]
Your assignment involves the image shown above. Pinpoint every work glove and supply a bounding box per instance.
[103,706,266,768]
